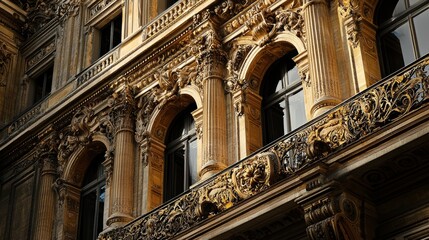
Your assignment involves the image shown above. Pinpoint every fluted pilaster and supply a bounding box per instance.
[33,153,57,240]
[303,0,342,117]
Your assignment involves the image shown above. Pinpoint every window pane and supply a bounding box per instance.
[409,0,423,7]
[264,101,285,143]
[188,139,198,185]
[79,190,96,240]
[393,0,406,17]
[381,22,414,74]
[100,25,111,56]
[288,90,306,131]
[414,8,429,57]
[165,146,185,202]
[287,66,300,84]
[96,186,105,237]
[112,16,122,48]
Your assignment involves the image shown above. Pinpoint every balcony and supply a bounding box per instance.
[98,54,429,239]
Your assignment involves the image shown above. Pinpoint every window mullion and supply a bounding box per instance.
[284,97,291,134]
[93,186,100,240]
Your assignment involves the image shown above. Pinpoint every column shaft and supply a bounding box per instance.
[303,0,342,117]
[33,155,57,240]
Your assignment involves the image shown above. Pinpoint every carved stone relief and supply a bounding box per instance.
[338,0,362,48]
[0,42,12,87]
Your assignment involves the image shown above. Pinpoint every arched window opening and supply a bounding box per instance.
[164,103,198,202]
[78,152,106,240]
[377,0,429,76]
[261,49,306,145]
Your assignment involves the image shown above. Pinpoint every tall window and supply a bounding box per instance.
[164,103,198,202]
[33,66,53,104]
[261,50,306,145]
[78,153,106,240]
[99,14,122,57]
[378,0,429,76]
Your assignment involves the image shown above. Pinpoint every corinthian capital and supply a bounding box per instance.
[109,84,136,133]
[194,23,227,80]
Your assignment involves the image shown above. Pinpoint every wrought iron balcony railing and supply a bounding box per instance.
[99,55,429,239]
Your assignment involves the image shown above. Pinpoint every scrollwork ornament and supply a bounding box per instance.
[338,0,362,48]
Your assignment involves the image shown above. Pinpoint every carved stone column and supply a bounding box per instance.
[106,85,136,227]
[33,149,58,240]
[195,22,228,180]
[302,0,342,117]
[297,183,365,240]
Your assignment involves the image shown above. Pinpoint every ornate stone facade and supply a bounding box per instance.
[1,0,429,239]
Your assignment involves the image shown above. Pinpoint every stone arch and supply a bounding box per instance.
[141,89,202,211]
[63,140,108,185]
[229,35,310,159]
[239,34,307,94]
[57,140,109,240]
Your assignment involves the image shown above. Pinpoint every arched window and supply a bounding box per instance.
[164,103,198,202]
[78,153,106,240]
[261,49,306,145]
[377,0,429,76]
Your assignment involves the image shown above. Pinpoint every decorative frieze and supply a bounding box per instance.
[26,40,56,70]
[88,0,115,20]
[8,103,43,136]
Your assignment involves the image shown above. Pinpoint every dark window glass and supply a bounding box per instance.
[378,0,429,76]
[261,50,306,145]
[164,103,197,202]
[78,153,106,240]
[167,0,178,8]
[33,66,53,104]
[100,14,122,57]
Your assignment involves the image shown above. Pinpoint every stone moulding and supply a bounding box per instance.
[99,55,429,240]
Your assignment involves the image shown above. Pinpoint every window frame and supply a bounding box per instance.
[163,104,197,203]
[377,0,429,76]
[77,153,106,240]
[260,50,305,145]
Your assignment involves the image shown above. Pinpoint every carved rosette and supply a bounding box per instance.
[232,152,280,199]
